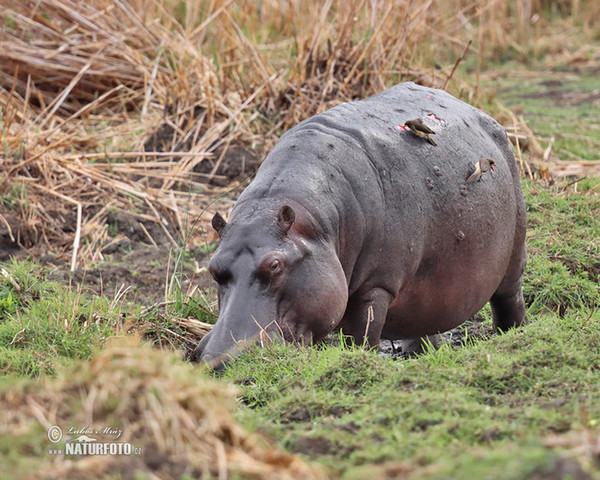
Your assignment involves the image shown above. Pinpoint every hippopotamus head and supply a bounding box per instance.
[192,201,348,368]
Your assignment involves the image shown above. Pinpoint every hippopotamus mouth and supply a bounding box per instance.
[191,313,308,370]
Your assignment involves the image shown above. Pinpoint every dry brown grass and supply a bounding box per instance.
[0,0,597,265]
[0,336,324,479]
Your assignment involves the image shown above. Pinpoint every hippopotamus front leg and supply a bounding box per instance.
[338,287,394,347]
[339,288,441,355]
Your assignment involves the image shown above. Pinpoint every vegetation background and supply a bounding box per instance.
[0,0,598,478]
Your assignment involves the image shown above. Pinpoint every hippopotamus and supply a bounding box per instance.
[192,82,527,367]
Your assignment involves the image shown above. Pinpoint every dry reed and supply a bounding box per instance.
[0,0,597,265]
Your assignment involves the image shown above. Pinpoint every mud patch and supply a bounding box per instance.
[291,434,356,460]
[48,245,213,304]
[143,113,261,188]
[282,404,351,425]
[530,457,594,480]
[192,144,261,187]
[292,435,336,458]
[519,85,600,107]
[379,315,495,358]
[0,212,25,262]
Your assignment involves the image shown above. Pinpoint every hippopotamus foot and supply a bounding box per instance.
[490,288,526,331]
[339,287,394,348]
[400,334,441,355]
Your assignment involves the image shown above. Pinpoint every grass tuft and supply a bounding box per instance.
[0,337,324,479]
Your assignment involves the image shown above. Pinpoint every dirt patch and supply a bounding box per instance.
[291,434,357,460]
[378,315,495,358]
[193,144,261,187]
[519,84,600,107]
[143,114,262,188]
[531,457,595,480]
[282,404,352,424]
[48,245,213,305]
[1,202,216,306]
[292,435,336,458]
[0,212,25,262]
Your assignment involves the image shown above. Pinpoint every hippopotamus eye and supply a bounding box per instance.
[270,259,282,273]
[257,254,285,279]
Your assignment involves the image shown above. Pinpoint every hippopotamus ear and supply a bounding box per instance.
[277,205,296,234]
[212,212,227,237]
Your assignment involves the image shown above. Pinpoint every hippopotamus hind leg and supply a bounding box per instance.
[490,285,526,331]
[490,212,527,331]
[400,334,441,355]
[490,245,527,331]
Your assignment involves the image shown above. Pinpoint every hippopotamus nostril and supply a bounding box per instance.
[190,334,232,371]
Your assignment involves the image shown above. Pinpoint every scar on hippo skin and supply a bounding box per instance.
[459,185,469,197]
[455,230,466,242]
[426,177,435,190]
[433,166,442,177]
[427,113,448,128]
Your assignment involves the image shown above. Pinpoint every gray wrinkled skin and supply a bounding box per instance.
[192,82,527,368]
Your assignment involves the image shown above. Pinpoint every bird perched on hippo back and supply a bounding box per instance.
[402,118,438,146]
[192,82,527,369]
[467,158,496,183]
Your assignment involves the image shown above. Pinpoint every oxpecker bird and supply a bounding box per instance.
[467,158,496,184]
[402,118,437,146]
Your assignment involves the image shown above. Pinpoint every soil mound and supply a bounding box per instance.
[0,337,324,480]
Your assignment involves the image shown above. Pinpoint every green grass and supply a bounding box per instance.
[221,310,600,479]
[0,258,216,377]
[490,69,600,161]
[522,178,600,315]
[0,259,126,376]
